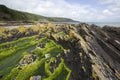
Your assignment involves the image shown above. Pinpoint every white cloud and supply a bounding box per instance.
[0,0,120,22]
[99,0,115,4]
[103,9,113,15]
[99,0,120,21]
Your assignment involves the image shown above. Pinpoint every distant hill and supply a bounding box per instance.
[0,5,77,22]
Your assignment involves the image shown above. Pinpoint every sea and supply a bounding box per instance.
[1,22,120,29]
[52,22,120,27]
[86,22,120,27]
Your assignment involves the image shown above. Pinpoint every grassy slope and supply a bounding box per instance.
[0,5,76,22]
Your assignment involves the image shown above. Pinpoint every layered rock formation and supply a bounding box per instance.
[40,23,120,80]
[0,23,120,80]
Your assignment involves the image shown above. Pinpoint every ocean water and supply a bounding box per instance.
[87,22,120,27]
[52,22,120,27]
[52,22,79,24]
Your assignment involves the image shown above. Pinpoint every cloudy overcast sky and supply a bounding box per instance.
[0,0,120,22]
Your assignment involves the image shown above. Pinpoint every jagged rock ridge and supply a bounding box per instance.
[0,23,120,80]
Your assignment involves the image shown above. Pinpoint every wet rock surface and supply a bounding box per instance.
[19,54,37,66]
[45,23,120,80]
[0,23,120,80]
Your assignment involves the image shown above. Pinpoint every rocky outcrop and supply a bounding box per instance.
[19,54,37,66]
[0,23,120,80]
[30,75,41,80]
[0,27,39,43]
[44,23,120,80]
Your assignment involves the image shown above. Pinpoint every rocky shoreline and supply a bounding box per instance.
[0,23,120,80]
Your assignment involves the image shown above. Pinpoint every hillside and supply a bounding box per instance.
[0,5,76,22]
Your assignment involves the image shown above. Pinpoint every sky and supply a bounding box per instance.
[0,0,120,22]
